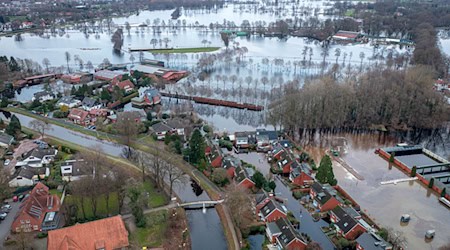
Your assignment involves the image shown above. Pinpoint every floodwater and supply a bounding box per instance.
[309,133,450,249]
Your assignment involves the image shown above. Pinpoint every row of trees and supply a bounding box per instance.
[268,65,448,135]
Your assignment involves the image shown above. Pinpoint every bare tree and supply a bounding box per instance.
[386,227,406,249]
[29,119,52,139]
[42,58,51,73]
[64,51,71,72]
[0,168,11,201]
[115,112,139,158]
[224,184,253,233]
[164,161,186,197]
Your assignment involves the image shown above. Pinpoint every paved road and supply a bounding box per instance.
[0,200,21,246]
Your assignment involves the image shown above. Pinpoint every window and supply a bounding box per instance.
[17,177,22,180]
[33,225,38,230]
[20,220,24,224]
[26,220,30,223]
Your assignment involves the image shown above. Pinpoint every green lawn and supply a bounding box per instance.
[64,192,120,220]
[143,181,168,208]
[129,210,168,248]
[49,189,63,199]
[148,47,220,54]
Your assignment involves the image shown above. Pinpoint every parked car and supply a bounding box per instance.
[1,204,11,210]
[0,212,7,220]
[12,196,18,202]
[4,159,10,166]
[18,195,25,202]
[1,208,9,214]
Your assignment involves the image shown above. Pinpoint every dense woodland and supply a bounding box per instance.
[268,66,449,135]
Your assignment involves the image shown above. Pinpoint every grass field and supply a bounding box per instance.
[129,210,168,248]
[64,192,120,220]
[143,181,168,208]
[148,47,220,54]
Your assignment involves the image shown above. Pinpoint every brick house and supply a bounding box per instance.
[11,183,61,233]
[222,156,240,178]
[205,143,223,168]
[276,152,294,174]
[235,165,255,189]
[271,144,285,160]
[266,217,308,250]
[289,163,313,186]
[310,182,341,212]
[109,79,135,93]
[68,108,90,126]
[330,206,366,240]
[259,199,287,222]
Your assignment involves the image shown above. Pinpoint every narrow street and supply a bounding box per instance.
[0,200,21,247]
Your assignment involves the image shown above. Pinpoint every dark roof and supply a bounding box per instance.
[235,166,254,184]
[279,140,293,148]
[166,118,186,129]
[57,95,79,105]
[334,206,359,234]
[151,122,172,133]
[312,182,337,205]
[0,132,14,145]
[222,156,240,170]
[82,97,98,107]
[272,144,285,155]
[13,166,46,179]
[256,129,278,141]
[34,91,54,99]
[356,232,392,250]
[275,217,306,248]
[25,148,57,160]
[261,199,286,218]
[343,206,361,219]
[255,189,269,205]
[61,160,91,177]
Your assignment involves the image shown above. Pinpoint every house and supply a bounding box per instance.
[47,216,129,250]
[60,159,92,182]
[89,109,109,124]
[259,199,287,222]
[19,148,58,168]
[235,165,255,189]
[272,217,308,250]
[32,91,54,102]
[266,220,283,243]
[151,122,172,140]
[109,79,135,93]
[256,129,278,142]
[81,97,102,111]
[235,132,255,149]
[11,182,61,232]
[56,96,81,108]
[222,156,240,178]
[330,206,366,240]
[289,163,313,186]
[131,87,162,108]
[309,182,341,212]
[94,69,125,82]
[356,232,392,250]
[9,166,49,187]
[276,152,294,174]
[255,189,272,213]
[271,144,285,160]
[68,108,90,126]
[343,206,362,220]
[332,30,361,42]
[166,118,186,140]
[60,73,92,84]
[206,141,222,168]
[161,70,188,82]
[0,132,14,148]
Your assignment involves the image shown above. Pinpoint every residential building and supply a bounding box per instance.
[205,141,222,168]
[266,220,282,243]
[68,108,90,126]
[47,216,129,250]
[276,152,294,174]
[18,148,58,168]
[259,199,287,222]
[32,91,54,102]
[9,166,49,187]
[235,165,255,189]
[310,182,341,212]
[222,156,240,178]
[166,118,186,140]
[343,206,362,220]
[151,122,172,140]
[0,132,14,148]
[356,232,392,250]
[60,73,92,84]
[272,217,308,250]
[235,131,255,149]
[332,30,362,42]
[256,129,278,142]
[255,189,272,213]
[131,87,161,107]
[11,183,61,233]
[289,163,313,186]
[330,206,366,240]
[81,97,102,111]
[109,79,135,93]
[271,144,285,160]
[60,159,92,182]
[56,96,81,108]
[93,69,125,82]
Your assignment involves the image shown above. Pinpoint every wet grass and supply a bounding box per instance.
[149,47,220,54]
[129,210,168,248]
[143,181,168,208]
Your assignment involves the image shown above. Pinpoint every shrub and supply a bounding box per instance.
[53,110,69,118]
[293,190,306,199]
[37,232,48,238]
[219,139,233,151]
[203,125,212,133]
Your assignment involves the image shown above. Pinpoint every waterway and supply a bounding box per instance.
[2,112,227,250]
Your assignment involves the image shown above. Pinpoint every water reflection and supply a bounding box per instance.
[190,179,204,197]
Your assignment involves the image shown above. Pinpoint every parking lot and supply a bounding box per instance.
[0,199,21,246]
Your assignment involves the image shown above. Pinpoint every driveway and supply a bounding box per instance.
[0,199,21,247]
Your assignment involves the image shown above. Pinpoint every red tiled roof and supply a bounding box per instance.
[68,108,89,121]
[47,216,129,250]
[111,79,135,90]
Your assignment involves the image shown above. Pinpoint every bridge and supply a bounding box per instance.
[178,200,224,212]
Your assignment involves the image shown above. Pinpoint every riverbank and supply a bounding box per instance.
[8,109,240,250]
[148,47,221,54]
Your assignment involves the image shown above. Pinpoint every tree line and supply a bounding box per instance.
[268,65,449,137]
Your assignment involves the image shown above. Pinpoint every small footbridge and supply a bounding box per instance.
[178,199,224,213]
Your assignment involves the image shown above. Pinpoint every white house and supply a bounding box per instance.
[32,91,55,102]
[18,148,58,168]
[56,96,81,108]
[60,159,92,182]
[9,167,49,187]
[151,122,172,140]
[81,97,102,111]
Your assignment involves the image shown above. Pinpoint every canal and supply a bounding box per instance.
[5,113,227,250]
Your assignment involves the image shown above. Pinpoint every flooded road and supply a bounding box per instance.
[308,133,450,249]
